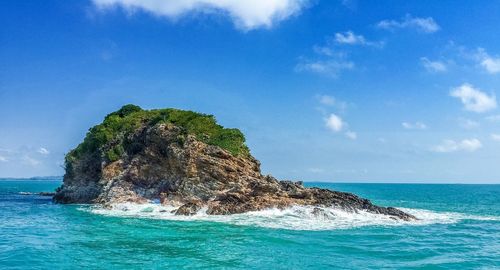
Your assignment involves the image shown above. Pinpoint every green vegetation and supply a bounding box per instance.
[65,105,250,164]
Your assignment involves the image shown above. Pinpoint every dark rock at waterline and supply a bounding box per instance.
[39,192,56,196]
[53,105,416,221]
[175,201,203,216]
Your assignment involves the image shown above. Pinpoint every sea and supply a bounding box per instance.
[0,179,498,269]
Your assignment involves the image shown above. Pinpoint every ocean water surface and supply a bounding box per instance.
[0,179,498,269]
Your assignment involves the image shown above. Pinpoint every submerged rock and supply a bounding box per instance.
[54,105,416,221]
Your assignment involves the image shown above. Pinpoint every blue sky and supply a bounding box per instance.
[2,0,500,183]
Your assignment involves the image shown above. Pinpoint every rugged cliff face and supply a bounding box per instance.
[54,105,415,220]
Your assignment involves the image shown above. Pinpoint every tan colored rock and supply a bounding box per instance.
[54,123,416,221]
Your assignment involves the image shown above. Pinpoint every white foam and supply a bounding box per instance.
[81,203,499,231]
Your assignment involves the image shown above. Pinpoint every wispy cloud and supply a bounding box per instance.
[450,83,497,113]
[436,43,500,75]
[431,138,482,153]
[92,0,311,31]
[333,31,384,47]
[340,0,357,10]
[37,147,50,155]
[491,134,500,142]
[345,131,357,140]
[458,118,480,129]
[312,45,336,57]
[0,147,50,166]
[296,59,354,78]
[297,36,357,78]
[485,114,500,122]
[316,94,348,111]
[22,156,40,166]
[318,95,336,106]
[297,29,383,78]
[402,121,427,130]
[420,57,447,72]
[377,14,440,33]
[335,31,366,45]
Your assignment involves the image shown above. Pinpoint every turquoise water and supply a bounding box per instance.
[0,180,499,269]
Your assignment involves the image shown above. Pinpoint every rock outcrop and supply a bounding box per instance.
[54,105,416,221]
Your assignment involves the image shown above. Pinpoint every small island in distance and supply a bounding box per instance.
[54,104,415,220]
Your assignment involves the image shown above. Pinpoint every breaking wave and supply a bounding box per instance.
[82,203,499,231]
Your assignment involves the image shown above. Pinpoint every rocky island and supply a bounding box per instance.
[54,105,415,220]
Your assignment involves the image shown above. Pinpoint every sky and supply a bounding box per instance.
[1,0,500,183]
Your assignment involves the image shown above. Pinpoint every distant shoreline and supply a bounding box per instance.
[0,176,63,181]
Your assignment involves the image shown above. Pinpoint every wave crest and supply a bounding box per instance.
[82,203,499,231]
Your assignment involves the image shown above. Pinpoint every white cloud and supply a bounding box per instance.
[0,156,7,162]
[333,31,384,48]
[452,46,500,75]
[481,57,500,74]
[335,31,366,45]
[345,131,357,140]
[92,0,310,30]
[325,113,344,132]
[420,57,447,72]
[295,59,354,78]
[431,138,482,153]
[491,134,500,142]
[450,83,497,113]
[377,14,440,33]
[300,30,376,78]
[458,118,480,129]
[402,121,427,130]
[474,48,500,74]
[37,147,50,155]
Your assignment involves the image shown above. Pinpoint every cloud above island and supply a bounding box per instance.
[92,0,311,30]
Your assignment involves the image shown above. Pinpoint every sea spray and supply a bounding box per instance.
[83,203,499,231]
